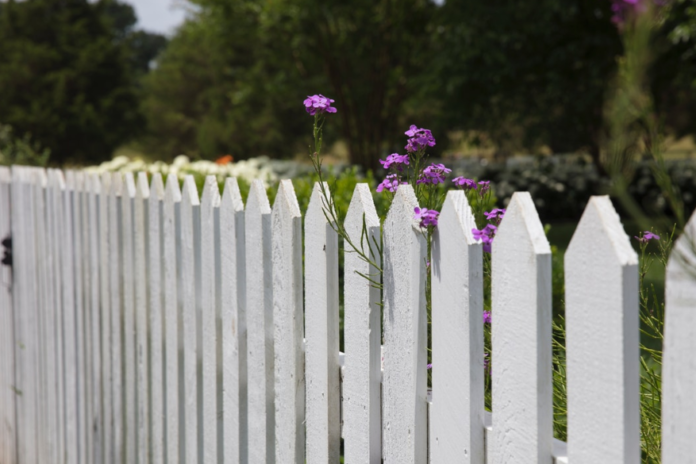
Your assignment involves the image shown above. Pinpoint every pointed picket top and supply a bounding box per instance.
[150,172,164,202]
[100,172,111,197]
[305,182,340,464]
[36,168,48,188]
[110,171,123,197]
[182,175,199,206]
[663,209,696,463]
[491,192,552,463]
[245,178,275,464]
[430,190,484,464]
[89,172,101,196]
[247,178,271,215]
[565,196,639,464]
[0,166,9,182]
[201,175,221,209]
[272,179,304,463]
[136,172,150,201]
[343,183,382,464]
[382,184,428,464]
[219,176,246,464]
[74,170,85,195]
[567,196,637,268]
[165,173,182,203]
[221,177,244,213]
[124,172,136,199]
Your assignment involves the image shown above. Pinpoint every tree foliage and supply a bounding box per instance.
[0,0,166,166]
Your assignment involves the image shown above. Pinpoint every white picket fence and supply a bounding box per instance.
[0,165,696,464]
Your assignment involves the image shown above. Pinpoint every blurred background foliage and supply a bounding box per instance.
[1,0,696,204]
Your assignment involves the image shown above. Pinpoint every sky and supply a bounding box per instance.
[124,0,189,35]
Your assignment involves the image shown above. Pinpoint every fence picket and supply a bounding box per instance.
[272,179,305,464]
[122,173,138,464]
[134,173,151,464]
[87,173,103,464]
[382,185,427,464]
[43,169,58,464]
[662,209,696,462]
[163,174,182,464]
[220,177,246,464]
[33,169,50,464]
[431,190,484,463]
[149,173,165,464]
[201,176,221,463]
[181,175,200,464]
[490,192,552,463]
[304,182,339,463]
[73,171,90,464]
[109,172,124,463]
[0,167,14,464]
[61,170,80,464]
[49,170,67,464]
[565,196,640,463]
[342,183,381,464]
[245,179,275,463]
[100,172,113,464]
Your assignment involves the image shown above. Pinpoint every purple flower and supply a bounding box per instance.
[379,153,410,170]
[483,310,492,324]
[484,208,506,224]
[634,231,661,244]
[427,363,432,370]
[472,224,497,253]
[610,0,660,26]
[404,125,436,153]
[417,163,452,185]
[303,94,337,116]
[376,174,406,193]
[452,177,478,190]
[414,207,440,228]
[477,181,491,195]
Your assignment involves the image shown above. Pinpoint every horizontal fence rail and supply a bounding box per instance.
[0,165,695,463]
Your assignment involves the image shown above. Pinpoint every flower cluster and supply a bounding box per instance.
[376,173,407,193]
[379,153,409,170]
[417,163,452,185]
[610,0,666,26]
[472,224,497,253]
[483,310,492,324]
[452,176,477,190]
[484,208,506,224]
[634,230,660,244]
[414,207,440,228]
[303,94,337,116]
[405,125,436,153]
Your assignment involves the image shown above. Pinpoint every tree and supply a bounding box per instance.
[432,0,623,162]
[0,0,164,165]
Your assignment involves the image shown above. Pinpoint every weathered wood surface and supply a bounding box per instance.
[109,172,124,463]
[122,173,138,464]
[149,173,166,464]
[163,174,182,464]
[565,196,640,464]
[342,183,382,464]
[663,209,696,462]
[491,192,553,464]
[135,173,151,464]
[430,190,484,463]
[0,167,14,464]
[201,176,221,463]
[100,172,113,464]
[181,175,200,464]
[245,179,275,464]
[304,182,339,464]
[220,177,246,464]
[272,180,305,464]
[382,185,427,464]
